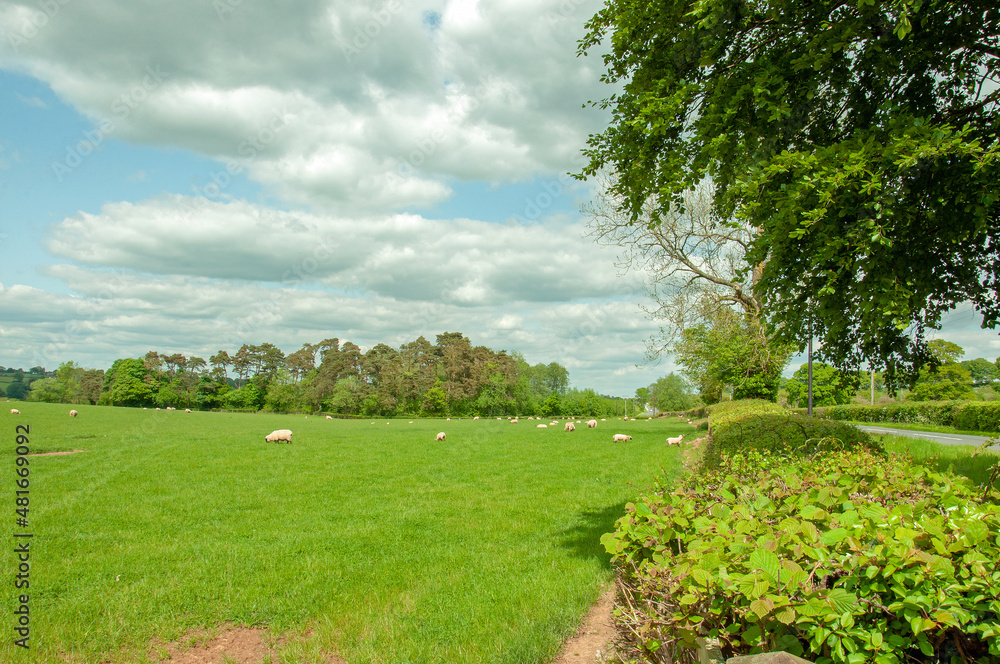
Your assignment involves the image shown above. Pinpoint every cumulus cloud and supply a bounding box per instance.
[47,195,643,304]
[3,0,610,212]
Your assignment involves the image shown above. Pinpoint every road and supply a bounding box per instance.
[858,425,1000,452]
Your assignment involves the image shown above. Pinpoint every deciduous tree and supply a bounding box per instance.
[578,0,1000,387]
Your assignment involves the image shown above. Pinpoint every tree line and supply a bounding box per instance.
[13,332,636,417]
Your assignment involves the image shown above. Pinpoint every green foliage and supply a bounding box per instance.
[578,0,1000,387]
[5,380,28,400]
[908,363,976,402]
[705,400,878,469]
[648,373,696,413]
[602,449,1000,663]
[676,308,792,404]
[785,363,857,409]
[26,377,64,403]
[826,401,965,428]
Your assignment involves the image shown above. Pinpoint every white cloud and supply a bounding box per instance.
[3,0,610,212]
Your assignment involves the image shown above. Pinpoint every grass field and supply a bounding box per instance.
[2,402,691,663]
[872,432,1000,490]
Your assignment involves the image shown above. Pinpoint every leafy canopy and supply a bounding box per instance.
[578,0,1000,388]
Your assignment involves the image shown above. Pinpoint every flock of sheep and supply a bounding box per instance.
[7,406,689,448]
[264,414,690,446]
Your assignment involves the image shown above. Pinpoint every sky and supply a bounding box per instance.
[1,0,997,396]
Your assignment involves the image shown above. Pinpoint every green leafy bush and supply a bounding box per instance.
[822,401,964,427]
[602,449,1000,664]
[951,402,1000,434]
[704,400,879,468]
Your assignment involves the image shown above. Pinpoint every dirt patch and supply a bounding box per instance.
[150,624,344,664]
[27,449,88,456]
[552,588,617,664]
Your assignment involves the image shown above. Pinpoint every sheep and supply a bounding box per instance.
[537,424,547,428]
[264,429,293,443]
[184,409,192,413]
[511,418,519,423]
[667,434,684,446]
[601,418,606,421]
[326,415,333,420]
[69,409,79,417]
[473,416,480,420]
[587,419,598,428]
[612,434,632,442]
[10,408,21,415]
[564,422,575,432]
[436,432,446,441]
[550,421,558,426]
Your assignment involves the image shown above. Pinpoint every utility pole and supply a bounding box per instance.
[807,335,813,416]
[870,364,875,405]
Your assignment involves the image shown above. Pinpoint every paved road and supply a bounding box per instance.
[858,425,1000,451]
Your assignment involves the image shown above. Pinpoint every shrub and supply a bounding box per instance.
[951,402,1000,433]
[602,449,1000,664]
[824,401,964,427]
[703,400,879,469]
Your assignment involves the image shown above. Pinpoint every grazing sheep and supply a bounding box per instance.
[587,419,598,428]
[436,432,446,441]
[69,409,78,417]
[667,435,684,446]
[264,429,293,443]
[10,408,20,415]
[601,418,606,421]
[185,409,192,413]
[447,418,451,421]
[612,434,632,442]
[473,416,480,420]
[326,415,333,420]
[564,422,575,432]
[511,418,519,423]
[537,424,548,428]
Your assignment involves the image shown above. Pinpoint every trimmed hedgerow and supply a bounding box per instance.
[602,449,1000,664]
[703,400,879,469]
[813,401,1000,433]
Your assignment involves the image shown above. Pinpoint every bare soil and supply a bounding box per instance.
[149,624,343,664]
[551,587,618,664]
[27,449,88,456]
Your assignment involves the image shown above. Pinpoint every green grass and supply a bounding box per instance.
[846,420,999,437]
[871,433,1000,490]
[2,403,692,663]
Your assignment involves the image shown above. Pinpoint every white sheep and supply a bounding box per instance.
[473,416,480,420]
[511,418,519,424]
[69,409,78,417]
[667,434,684,446]
[537,424,547,428]
[564,422,575,432]
[326,415,333,420]
[264,429,293,443]
[587,419,598,428]
[612,434,632,442]
[10,408,20,415]
[436,432,446,441]
[184,409,192,413]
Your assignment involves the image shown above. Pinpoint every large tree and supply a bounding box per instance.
[578,0,1000,387]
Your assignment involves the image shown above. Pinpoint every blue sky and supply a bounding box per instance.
[1,0,996,396]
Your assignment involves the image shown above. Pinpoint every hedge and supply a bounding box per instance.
[812,401,1000,433]
[703,400,879,468]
